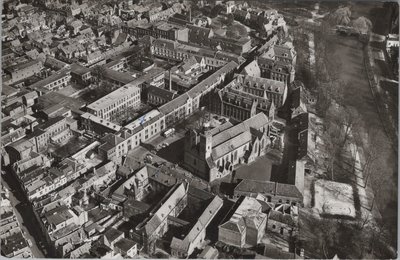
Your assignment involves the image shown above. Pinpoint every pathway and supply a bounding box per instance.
[1,177,45,258]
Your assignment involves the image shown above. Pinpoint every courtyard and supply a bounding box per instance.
[314,179,356,218]
[234,155,273,182]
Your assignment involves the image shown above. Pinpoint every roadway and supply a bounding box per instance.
[1,169,50,258]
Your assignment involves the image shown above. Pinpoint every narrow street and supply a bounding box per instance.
[1,170,49,258]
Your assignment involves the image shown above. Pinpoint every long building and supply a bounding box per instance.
[159,61,238,127]
[28,67,71,93]
[86,83,141,121]
[151,38,245,70]
[98,110,165,161]
[170,195,223,258]
[134,182,188,254]
[80,112,122,135]
[94,62,238,162]
[124,21,189,42]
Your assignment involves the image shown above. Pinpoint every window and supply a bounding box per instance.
[272,224,275,229]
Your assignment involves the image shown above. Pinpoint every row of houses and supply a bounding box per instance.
[0,186,33,258]
[151,38,245,70]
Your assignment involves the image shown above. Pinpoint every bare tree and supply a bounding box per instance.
[356,211,371,230]
[322,120,342,181]
[340,106,363,147]
[361,129,388,187]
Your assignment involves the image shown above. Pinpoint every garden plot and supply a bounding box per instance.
[314,179,356,218]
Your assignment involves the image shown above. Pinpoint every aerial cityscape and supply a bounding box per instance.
[1,0,398,259]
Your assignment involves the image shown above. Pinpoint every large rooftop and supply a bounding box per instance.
[87,83,140,111]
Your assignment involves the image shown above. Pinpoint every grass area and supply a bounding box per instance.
[292,2,397,255]
[329,36,381,127]
[314,30,398,249]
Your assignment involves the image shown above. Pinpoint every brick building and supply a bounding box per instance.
[183,113,272,182]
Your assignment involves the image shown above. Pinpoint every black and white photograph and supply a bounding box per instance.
[0,0,398,259]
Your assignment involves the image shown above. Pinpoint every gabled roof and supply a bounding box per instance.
[181,56,198,72]
[241,59,261,77]
[274,43,296,60]
[171,196,223,253]
[9,138,35,152]
[99,133,124,152]
[235,179,276,195]
[275,183,303,200]
[188,24,213,38]
[139,182,188,236]
[158,93,190,115]
[219,197,265,234]
[211,113,269,148]
[104,227,123,242]
[268,210,295,226]
[114,237,136,252]
[147,85,176,101]
[212,131,251,160]
[198,246,219,259]
[186,61,238,99]
[237,74,286,95]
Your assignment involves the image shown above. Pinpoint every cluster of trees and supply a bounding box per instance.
[327,6,352,26]
[292,4,397,258]
[327,6,372,35]
[198,4,225,18]
[300,7,397,258]
[321,104,363,181]
[299,212,394,259]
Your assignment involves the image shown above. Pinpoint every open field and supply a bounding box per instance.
[330,36,382,128]
[314,179,356,218]
[291,2,398,253]
[328,34,397,239]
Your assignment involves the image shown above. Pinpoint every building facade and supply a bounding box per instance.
[218,197,267,248]
[86,83,141,121]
